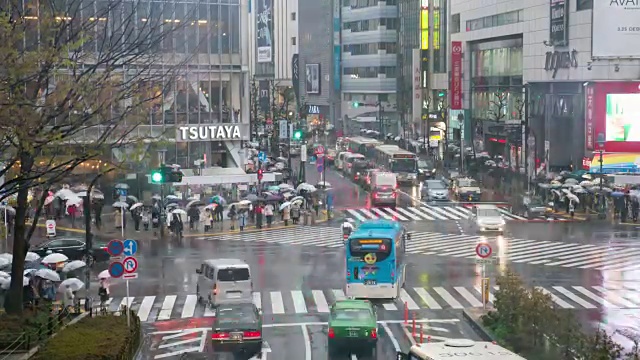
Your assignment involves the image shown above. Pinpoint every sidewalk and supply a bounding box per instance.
[36,212,331,240]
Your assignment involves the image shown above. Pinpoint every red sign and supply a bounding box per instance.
[585,85,594,150]
[475,243,492,258]
[450,41,463,110]
[582,157,592,170]
[315,145,325,154]
[591,81,640,153]
[123,256,138,273]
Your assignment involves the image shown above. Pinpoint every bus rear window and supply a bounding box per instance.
[217,268,250,281]
[349,238,392,261]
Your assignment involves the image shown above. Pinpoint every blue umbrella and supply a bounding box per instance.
[611,191,625,197]
[211,195,226,205]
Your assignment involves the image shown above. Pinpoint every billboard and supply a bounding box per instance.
[450,41,462,110]
[256,0,273,63]
[591,82,640,153]
[333,0,341,90]
[412,49,422,125]
[549,0,568,46]
[592,0,640,58]
[305,64,320,94]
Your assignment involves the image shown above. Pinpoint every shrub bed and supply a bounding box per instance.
[34,311,141,360]
[482,270,640,359]
[0,304,56,350]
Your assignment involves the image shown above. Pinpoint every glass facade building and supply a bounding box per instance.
[18,0,250,169]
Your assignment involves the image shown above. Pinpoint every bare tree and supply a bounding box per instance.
[0,0,189,314]
[488,90,509,123]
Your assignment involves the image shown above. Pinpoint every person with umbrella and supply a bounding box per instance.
[255,203,264,229]
[187,205,199,231]
[227,205,237,230]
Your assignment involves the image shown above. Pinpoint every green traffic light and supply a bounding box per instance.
[293,131,302,140]
[353,102,359,108]
[151,172,163,183]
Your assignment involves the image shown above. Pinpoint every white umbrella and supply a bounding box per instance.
[66,196,83,206]
[112,201,129,208]
[0,253,12,262]
[54,189,76,200]
[0,258,9,268]
[1,277,29,290]
[567,193,580,203]
[24,269,37,276]
[290,196,305,205]
[579,181,593,187]
[92,192,105,200]
[130,202,144,211]
[316,181,331,188]
[171,209,187,215]
[0,271,9,278]
[115,183,129,189]
[297,183,316,192]
[25,252,40,262]
[279,202,291,211]
[204,203,218,210]
[564,178,579,184]
[41,253,68,264]
[44,195,55,205]
[58,278,85,292]
[127,195,139,203]
[152,194,162,200]
[166,203,179,210]
[278,183,294,190]
[239,200,252,205]
[35,268,61,281]
[166,195,179,200]
[282,192,294,200]
[186,200,205,208]
[62,260,87,273]
[98,269,110,279]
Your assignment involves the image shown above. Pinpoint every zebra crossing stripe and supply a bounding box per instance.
[313,290,330,313]
[408,207,435,220]
[137,296,155,322]
[291,290,307,313]
[332,289,346,301]
[361,209,378,219]
[396,207,421,220]
[421,207,449,220]
[385,208,409,221]
[346,209,367,221]
[572,286,618,308]
[537,287,573,309]
[270,292,285,314]
[372,208,393,219]
[592,286,637,307]
[399,289,420,310]
[434,287,463,309]
[552,286,596,309]
[182,295,197,318]
[158,295,177,321]
[474,286,495,303]
[252,292,262,310]
[454,287,482,307]
[414,287,442,309]
[443,206,469,218]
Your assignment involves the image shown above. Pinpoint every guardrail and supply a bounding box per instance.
[0,305,77,359]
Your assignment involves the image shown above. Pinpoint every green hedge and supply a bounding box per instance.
[482,270,640,359]
[34,311,141,360]
[0,304,58,350]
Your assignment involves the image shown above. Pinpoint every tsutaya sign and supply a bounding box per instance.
[176,124,250,142]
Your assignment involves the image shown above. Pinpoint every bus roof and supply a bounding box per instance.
[349,136,381,145]
[409,340,526,359]
[352,220,403,238]
[357,219,403,231]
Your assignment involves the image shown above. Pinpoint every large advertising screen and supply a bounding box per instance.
[606,94,640,142]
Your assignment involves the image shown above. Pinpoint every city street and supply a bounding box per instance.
[80,163,640,357]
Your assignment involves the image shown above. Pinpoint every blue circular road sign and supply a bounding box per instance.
[107,240,124,257]
[317,165,324,173]
[123,239,138,256]
[108,262,125,278]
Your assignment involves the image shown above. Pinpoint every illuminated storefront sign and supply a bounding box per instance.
[176,124,250,142]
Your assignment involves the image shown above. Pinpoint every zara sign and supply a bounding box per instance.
[176,124,250,142]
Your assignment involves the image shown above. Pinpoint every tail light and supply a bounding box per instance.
[373,192,379,198]
[213,284,218,295]
[391,192,396,198]
[371,329,377,339]
[343,234,349,239]
[211,332,229,339]
[328,328,335,338]
[391,271,395,281]
[243,331,261,339]
[347,270,351,278]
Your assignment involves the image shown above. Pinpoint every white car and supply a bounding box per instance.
[469,204,506,233]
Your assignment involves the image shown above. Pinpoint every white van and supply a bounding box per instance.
[399,339,526,359]
[335,151,352,170]
[196,259,253,306]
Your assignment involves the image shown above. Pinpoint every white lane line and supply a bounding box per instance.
[136,296,155,322]
[204,304,216,317]
[396,207,421,220]
[313,290,330,313]
[434,287,463,309]
[454,287,482,307]
[572,286,619,308]
[383,302,398,310]
[537,287,573,308]
[181,295,197,318]
[154,348,200,359]
[381,322,401,352]
[253,292,262,310]
[414,288,442,309]
[291,291,308,313]
[301,325,312,360]
[399,289,420,310]
[346,209,367,222]
[384,207,409,221]
[118,297,134,311]
[158,337,201,349]
[270,291,286,314]
[552,286,596,309]
[157,295,177,321]
[332,289,346,301]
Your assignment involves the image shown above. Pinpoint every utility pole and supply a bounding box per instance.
[427,0,435,157]
[378,100,383,139]
[157,149,166,239]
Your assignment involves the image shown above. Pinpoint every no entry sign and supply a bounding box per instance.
[475,243,492,258]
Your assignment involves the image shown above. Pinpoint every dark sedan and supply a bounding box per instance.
[417,159,436,180]
[31,238,110,264]
[211,302,263,356]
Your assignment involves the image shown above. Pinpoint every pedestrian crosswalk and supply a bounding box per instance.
[95,285,640,322]
[407,232,640,272]
[342,205,528,223]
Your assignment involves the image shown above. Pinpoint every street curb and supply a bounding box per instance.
[37,217,331,238]
[462,309,495,342]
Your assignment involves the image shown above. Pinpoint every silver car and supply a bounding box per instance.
[421,180,450,201]
[470,205,506,233]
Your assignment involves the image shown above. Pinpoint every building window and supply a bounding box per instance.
[343,66,397,78]
[343,18,397,32]
[466,9,523,32]
[451,13,460,33]
[291,12,296,20]
[577,0,592,10]
[343,42,397,55]
[291,37,296,45]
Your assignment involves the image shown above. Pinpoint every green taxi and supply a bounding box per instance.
[327,299,378,357]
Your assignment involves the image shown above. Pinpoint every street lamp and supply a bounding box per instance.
[597,133,606,219]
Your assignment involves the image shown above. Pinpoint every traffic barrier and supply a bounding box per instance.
[404,302,408,325]
[427,336,431,343]
[412,313,416,337]
[419,324,423,343]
